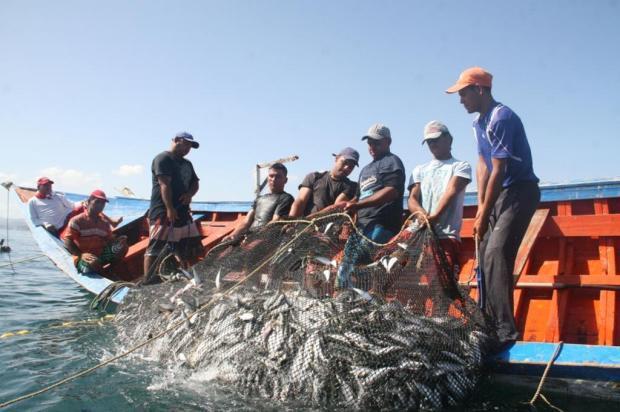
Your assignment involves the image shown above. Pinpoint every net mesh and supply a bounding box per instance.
[115,208,497,410]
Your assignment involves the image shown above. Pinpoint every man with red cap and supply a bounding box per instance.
[63,190,128,274]
[28,177,87,237]
[446,67,540,350]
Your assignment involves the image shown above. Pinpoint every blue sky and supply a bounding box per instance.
[1,1,619,218]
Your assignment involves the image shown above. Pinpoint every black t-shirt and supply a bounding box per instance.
[299,171,357,216]
[250,192,294,231]
[356,152,405,232]
[148,151,199,225]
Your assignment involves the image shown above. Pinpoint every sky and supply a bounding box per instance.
[1,1,620,218]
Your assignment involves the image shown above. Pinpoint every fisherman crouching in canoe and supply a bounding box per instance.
[63,190,128,275]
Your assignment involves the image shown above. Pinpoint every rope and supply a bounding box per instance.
[0,315,115,340]
[90,282,136,311]
[528,341,564,412]
[0,254,46,270]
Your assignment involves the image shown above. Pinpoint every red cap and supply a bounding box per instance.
[445,67,493,94]
[37,177,54,186]
[89,189,109,203]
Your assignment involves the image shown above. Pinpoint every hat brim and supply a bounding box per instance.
[38,180,54,185]
[361,134,387,141]
[333,153,359,167]
[445,82,468,94]
[188,140,199,149]
[92,196,109,203]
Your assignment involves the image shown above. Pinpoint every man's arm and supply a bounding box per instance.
[224,209,255,242]
[473,157,506,238]
[157,175,177,224]
[28,200,43,226]
[345,186,399,212]
[428,176,470,222]
[334,192,352,204]
[476,155,490,207]
[179,179,199,205]
[407,183,425,216]
[63,237,81,256]
[289,188,312,218]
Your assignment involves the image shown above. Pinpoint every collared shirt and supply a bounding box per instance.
[474,102,538,187]
[28,191,77,228]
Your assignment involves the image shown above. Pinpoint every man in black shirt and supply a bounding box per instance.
[142,132,202,282]
[224,163,294,242]
[289,147,359,217]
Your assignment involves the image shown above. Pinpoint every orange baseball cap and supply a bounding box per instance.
[445,67,493,93]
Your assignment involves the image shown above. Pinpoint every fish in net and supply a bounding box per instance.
[115,208,497,410]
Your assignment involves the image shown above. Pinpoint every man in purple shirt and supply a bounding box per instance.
[446,67,540,350]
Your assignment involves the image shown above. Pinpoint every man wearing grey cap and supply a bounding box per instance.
[142,131,202,283]
[345,123,406,240]
[337,123,406,289]
[289,147,359,218]
[407,120,471,274]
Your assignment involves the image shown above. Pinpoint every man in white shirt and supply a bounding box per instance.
[407,121,471,275]
[28,177,82,237]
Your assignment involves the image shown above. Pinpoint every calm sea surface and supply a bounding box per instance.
[0,220,616,411]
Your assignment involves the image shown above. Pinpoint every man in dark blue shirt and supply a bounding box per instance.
[337,123,405,289]
[344,123,405,241]
[447,67,540,349]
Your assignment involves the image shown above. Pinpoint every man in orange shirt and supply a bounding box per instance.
[63,190,128,274]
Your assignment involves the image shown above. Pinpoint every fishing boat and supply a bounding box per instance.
[9,180,620,397]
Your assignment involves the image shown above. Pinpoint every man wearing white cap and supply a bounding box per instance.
[407,121,471,274]
[143,132,203,283]
[289,147,359,217]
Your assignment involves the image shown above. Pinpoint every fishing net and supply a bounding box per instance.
[115,207,497,410]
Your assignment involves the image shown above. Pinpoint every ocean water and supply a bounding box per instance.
[0,220,617,411]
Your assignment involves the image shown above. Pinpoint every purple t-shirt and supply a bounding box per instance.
[474,102,538,188]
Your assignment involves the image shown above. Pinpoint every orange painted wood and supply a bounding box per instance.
[461,215,620,238]
[513,209,549,280]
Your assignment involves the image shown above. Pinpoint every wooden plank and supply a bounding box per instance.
[513,209,550,283]
[515,274,620,287]
[461,214,620,238]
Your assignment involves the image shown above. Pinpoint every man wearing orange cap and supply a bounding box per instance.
[63,190,128,274]
[446,67,540,349]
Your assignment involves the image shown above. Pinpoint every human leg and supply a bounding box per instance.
[481,183,540,342]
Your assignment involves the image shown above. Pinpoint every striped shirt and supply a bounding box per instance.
[63,212,112,256]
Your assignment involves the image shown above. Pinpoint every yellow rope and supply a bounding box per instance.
[0,254,46,270]
[0,315,116,340]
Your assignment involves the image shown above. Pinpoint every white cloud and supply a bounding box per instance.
[0,171,18,185]
[113,164,145,177]
[39,167,102,192]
